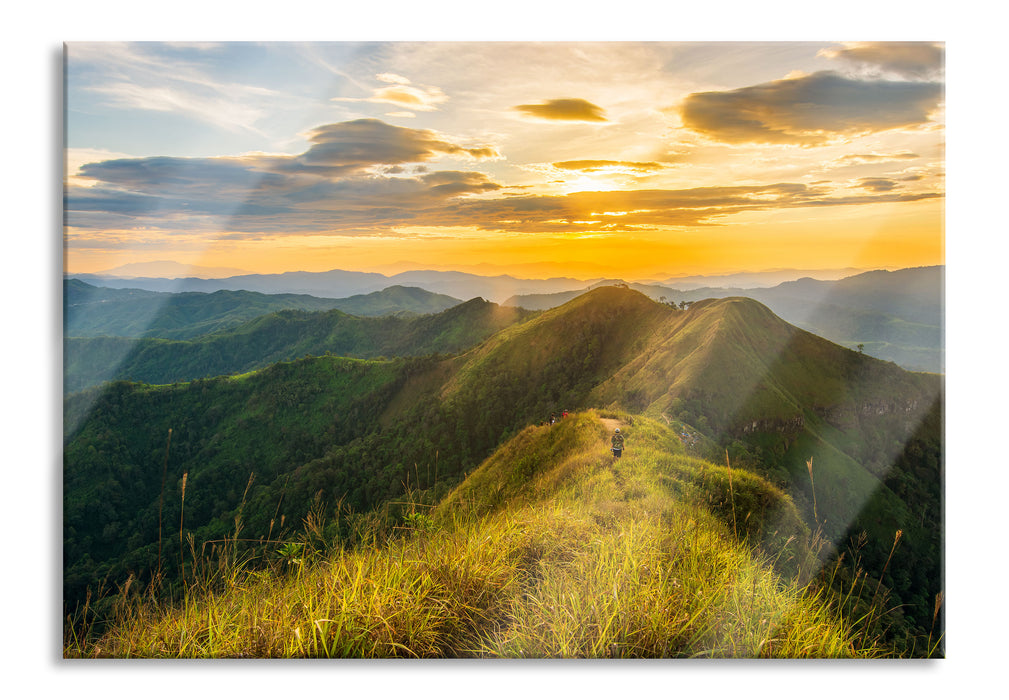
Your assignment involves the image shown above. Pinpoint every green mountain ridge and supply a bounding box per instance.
[64,279,465,340]
[63,296,532,394]
[63,286,942,652]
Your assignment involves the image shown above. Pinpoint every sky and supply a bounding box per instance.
[64,40,945,281]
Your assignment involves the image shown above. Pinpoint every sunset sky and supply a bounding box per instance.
[64,41,945,280]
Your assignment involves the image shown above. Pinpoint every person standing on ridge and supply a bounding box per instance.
[611,428,624,459]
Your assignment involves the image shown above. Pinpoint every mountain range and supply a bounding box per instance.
[64,285,942,653]
[65,279,464,340]
[72,268,589,304]
[67,266,944,373]
[75,265,869,299]
[63,294,530,396]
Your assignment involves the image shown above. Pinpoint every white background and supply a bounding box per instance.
[7,1,1000,695]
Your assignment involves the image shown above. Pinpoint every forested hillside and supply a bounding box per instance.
[64,279,346,339]
[64,280,463,340]
[63,297,533,393]
[64,287,943,654]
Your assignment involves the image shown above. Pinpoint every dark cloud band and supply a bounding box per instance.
[680,71,942,145]
[67,113,942,239]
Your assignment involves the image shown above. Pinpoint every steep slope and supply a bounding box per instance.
[738,267,943,372]
[504,267,943,372]
[443,286,674,409]
[63,355,407,609]
[587,294,940,560]
[592,296,939,431]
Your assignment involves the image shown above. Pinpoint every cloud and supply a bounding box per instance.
[66,119,504,235]
[436,182,941,234]
[552,160,664,173]
[368,84,448,111]
[857,178,900,192]
[819,42,944,80]
[66,111,941,242]
[269,119,499,177]
[513,98,608,122]
[78,155,271,195]
[67,164,942,240]
[376,72,412,84]
[678,71,942,145]
[333,73,448,112]
[833,152,920,167]
[75,120,501,190]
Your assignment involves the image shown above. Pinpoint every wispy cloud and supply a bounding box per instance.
[368,84,448,111]
[552,160,665,173]
[832,152,921,166]
[69,42,294,136]
[333,72,449,113]
[88,81,278,136]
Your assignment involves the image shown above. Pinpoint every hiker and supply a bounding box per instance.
[611,428,624,459]
[562,409,569,419]
[550,413,556,425]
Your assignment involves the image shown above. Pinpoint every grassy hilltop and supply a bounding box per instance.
[68,411,909,658]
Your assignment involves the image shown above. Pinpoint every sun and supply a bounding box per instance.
[559,172,626,194]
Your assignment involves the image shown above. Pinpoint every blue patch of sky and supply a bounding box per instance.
[66,41,410,158]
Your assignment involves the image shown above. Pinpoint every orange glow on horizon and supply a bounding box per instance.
[67,199,943,281]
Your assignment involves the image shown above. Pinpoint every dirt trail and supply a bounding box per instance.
[600,418,623,432]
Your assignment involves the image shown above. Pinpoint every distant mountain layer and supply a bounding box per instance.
[70,266,943,372]
[64,280,464,340]
[72,268,593,304]
[503,267,944,373]
[327,285,462,317]
[658,267,866,290]
[64,297,535,394]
